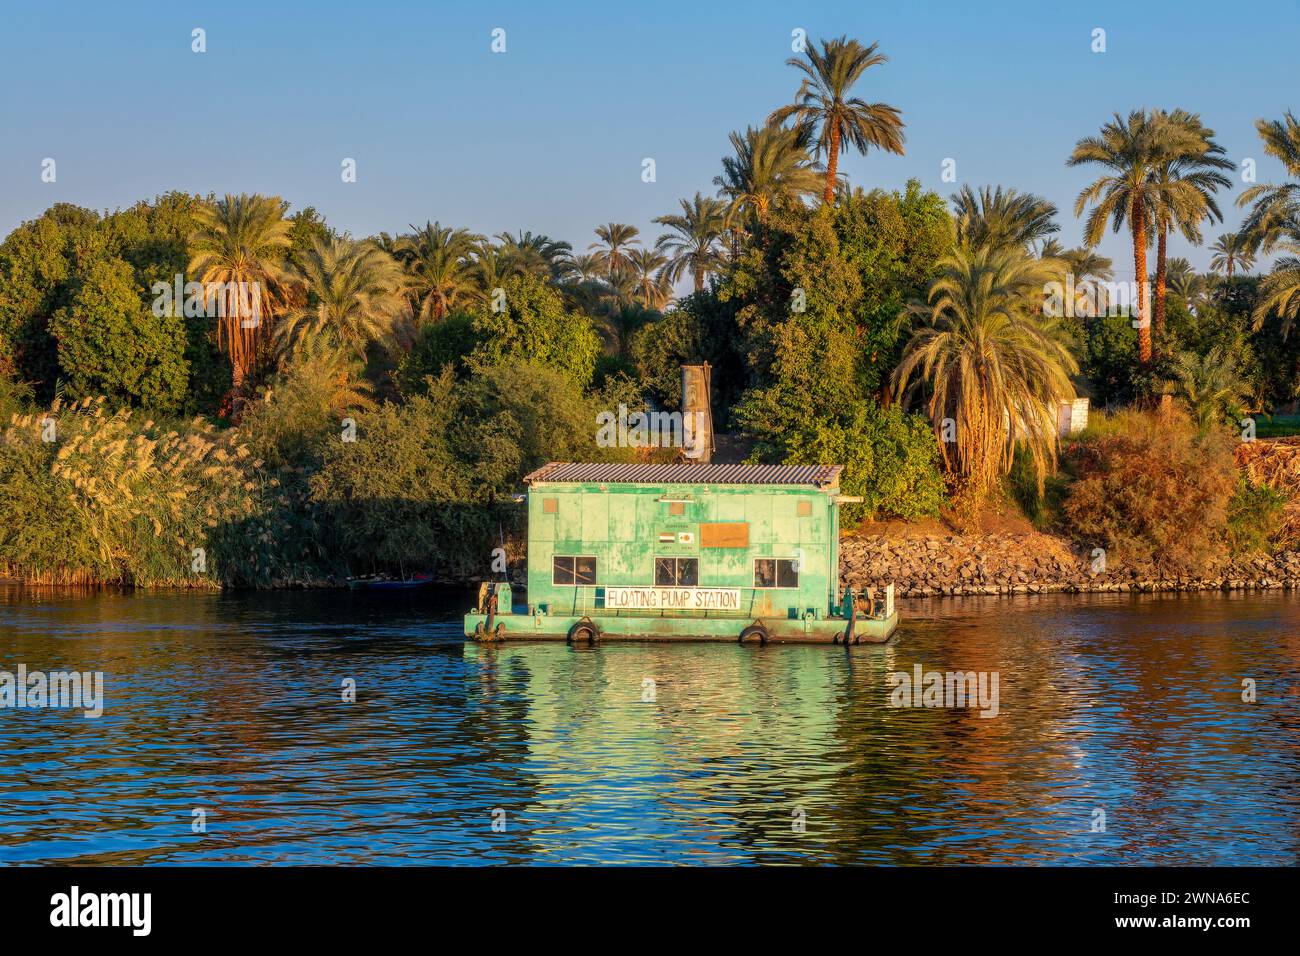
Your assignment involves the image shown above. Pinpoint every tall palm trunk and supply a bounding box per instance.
[1154,225,1168,346]
[823,123,841,205]
[693,267,704,293]
[1131,197,1151,363]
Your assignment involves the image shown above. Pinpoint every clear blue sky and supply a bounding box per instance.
[2,0,1296,276]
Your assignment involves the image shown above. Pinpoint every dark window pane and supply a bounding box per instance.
[553,556,574,585]
[754,559,775,588]
[678,558,698,587]
[574,557,597,585]
[655,558,675,585]
[777,559,799,588]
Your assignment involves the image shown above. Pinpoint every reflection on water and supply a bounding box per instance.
[1,584,1297,865]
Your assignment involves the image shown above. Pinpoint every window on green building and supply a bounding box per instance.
[754,558,799,589]
[553,556,597,586]
[655,557,698,586]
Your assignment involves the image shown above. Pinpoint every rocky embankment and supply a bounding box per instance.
[840,532,1300,598]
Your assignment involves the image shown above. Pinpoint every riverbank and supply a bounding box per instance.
[839,530,1300,597]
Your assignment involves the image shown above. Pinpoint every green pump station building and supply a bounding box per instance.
[466,462,897,644]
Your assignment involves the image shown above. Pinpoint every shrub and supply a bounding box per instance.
[395,310,479,396]
[0,399,262,586]
[755,400,946,523]
[1225,478,1287,555]
[1062,408,1240,575]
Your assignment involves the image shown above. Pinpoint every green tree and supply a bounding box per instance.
[768,36,905,205]
[893,245,1077,497]
[397,221,483,322]
[714,125,822,226]
[950,185,1059,252]
[469,272,602,388]
[588,223,642,279]
[0,204,100,396]
[275,237,405,360]
[188,194,293,395]
[1237,112,1300,252]
[50,256,188,411]
[1147,109,1232,342]
[1210,232,1256,279]
[654,194,729,292]
[1070,111,1173,363]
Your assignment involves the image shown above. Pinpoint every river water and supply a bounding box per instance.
[1,584,1297,865]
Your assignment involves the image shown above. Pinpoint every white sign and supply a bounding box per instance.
[605,587,740,611]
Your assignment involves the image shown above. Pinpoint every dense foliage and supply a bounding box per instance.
[1,38,1297,586]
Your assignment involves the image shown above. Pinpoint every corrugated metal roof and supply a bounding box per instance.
[524,462,843,487]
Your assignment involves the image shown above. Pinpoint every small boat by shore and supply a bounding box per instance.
[347,573,433,591]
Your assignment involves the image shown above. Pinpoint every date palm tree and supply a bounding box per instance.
[893,244,1077,499]
[654,194,728,292]
[768,36,905,205]
[714,124,822,226]
[1170,345,1249,430]
[1209,231,1256,279]
[467,239,524,307]
[589,223,642,280]
[951,185,1059,253]
[497,230,573,281]
[566,253,605,284]
[1041,241,1114,319]
[1069,111,1167,363]
[1238,112,1300,253]
[1253,237,1300,337]
[626,248,674,310]
[397,222,483,322]
[274,237,406,361]
[1147,109,1232,341]
[188,193,294,396]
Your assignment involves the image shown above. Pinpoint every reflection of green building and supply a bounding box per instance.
[466,463,897,644]
[461,640,895,863]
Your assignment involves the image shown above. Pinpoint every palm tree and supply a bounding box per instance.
[188,193,294,395]
[1042,242,1114,318]
[468,239,523,306]
[1253,237,1300,337]
[589,223,642,279]
[625,248,674,310]
[397,222,483,322]
[1147,109,1232,341]
[597,302,658,358]
[1210,232,1256,280]
[1069,111,1166,363]
[1170,345,1249,429]
[1238,112,1300,253]
[274,237,405,360]
[497,230,573,281]
[714,124,822,226]
[654,194,728,292]
[893,245,1078,498]
[566,253,606,284]
[768,36,905,205]
[951,185,1059,252]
